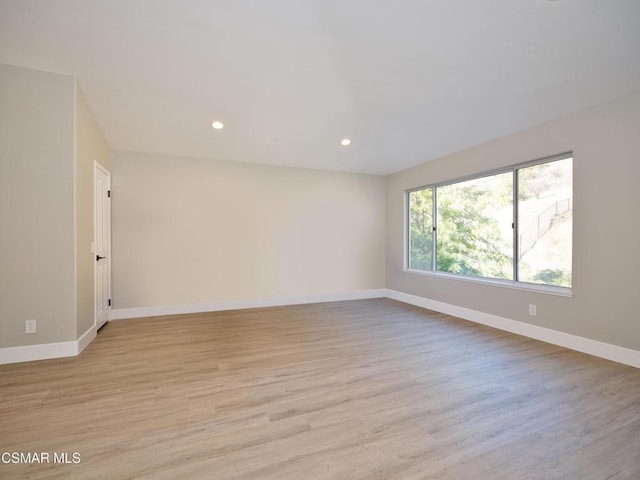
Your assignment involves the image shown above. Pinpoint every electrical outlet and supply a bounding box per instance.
[528,304,537,316]
[25,320,37,334]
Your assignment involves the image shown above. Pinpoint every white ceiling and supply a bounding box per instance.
[1,1,639,175]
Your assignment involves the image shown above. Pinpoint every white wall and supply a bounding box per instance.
[111,151,385,309]
[386,90,640,351]
[0,64,76,347]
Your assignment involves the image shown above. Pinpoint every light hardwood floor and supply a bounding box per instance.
[1,299,639,479]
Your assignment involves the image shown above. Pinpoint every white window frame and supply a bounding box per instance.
[405,152,573,297]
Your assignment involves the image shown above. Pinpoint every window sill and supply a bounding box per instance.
[402,268,573,297]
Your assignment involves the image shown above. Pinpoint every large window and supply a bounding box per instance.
[407,154,572,289]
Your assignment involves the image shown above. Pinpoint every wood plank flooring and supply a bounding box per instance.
[1,299,639,479]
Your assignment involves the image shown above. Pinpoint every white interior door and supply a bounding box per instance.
[94,162,111,330]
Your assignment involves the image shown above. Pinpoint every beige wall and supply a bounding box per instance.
[3,59,638,362]
[0,64,76,347]
[386,91,640,351]
[75,85,110,337]
[111,151,385,308]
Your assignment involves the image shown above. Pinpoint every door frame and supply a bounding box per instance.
[94,161,112,329]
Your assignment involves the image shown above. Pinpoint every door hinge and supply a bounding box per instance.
[108,299,111,307]
[108,190,111,198]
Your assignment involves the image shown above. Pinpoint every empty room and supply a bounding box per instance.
[1,1,640,479]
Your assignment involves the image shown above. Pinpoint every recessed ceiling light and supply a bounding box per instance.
[211,121,224,130]
[340,138,351,146]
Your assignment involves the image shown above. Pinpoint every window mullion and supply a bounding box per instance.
[513,169,519,282]
[405,192,409,269]
[432,186,437,272]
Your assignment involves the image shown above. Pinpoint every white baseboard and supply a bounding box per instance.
[0,341,76,365]
[111,289,388,320]
[77,324,97,354]
[385,289,640,369]
[0,325,97,366]
[0,290,385,365]
[4,289,638,370]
